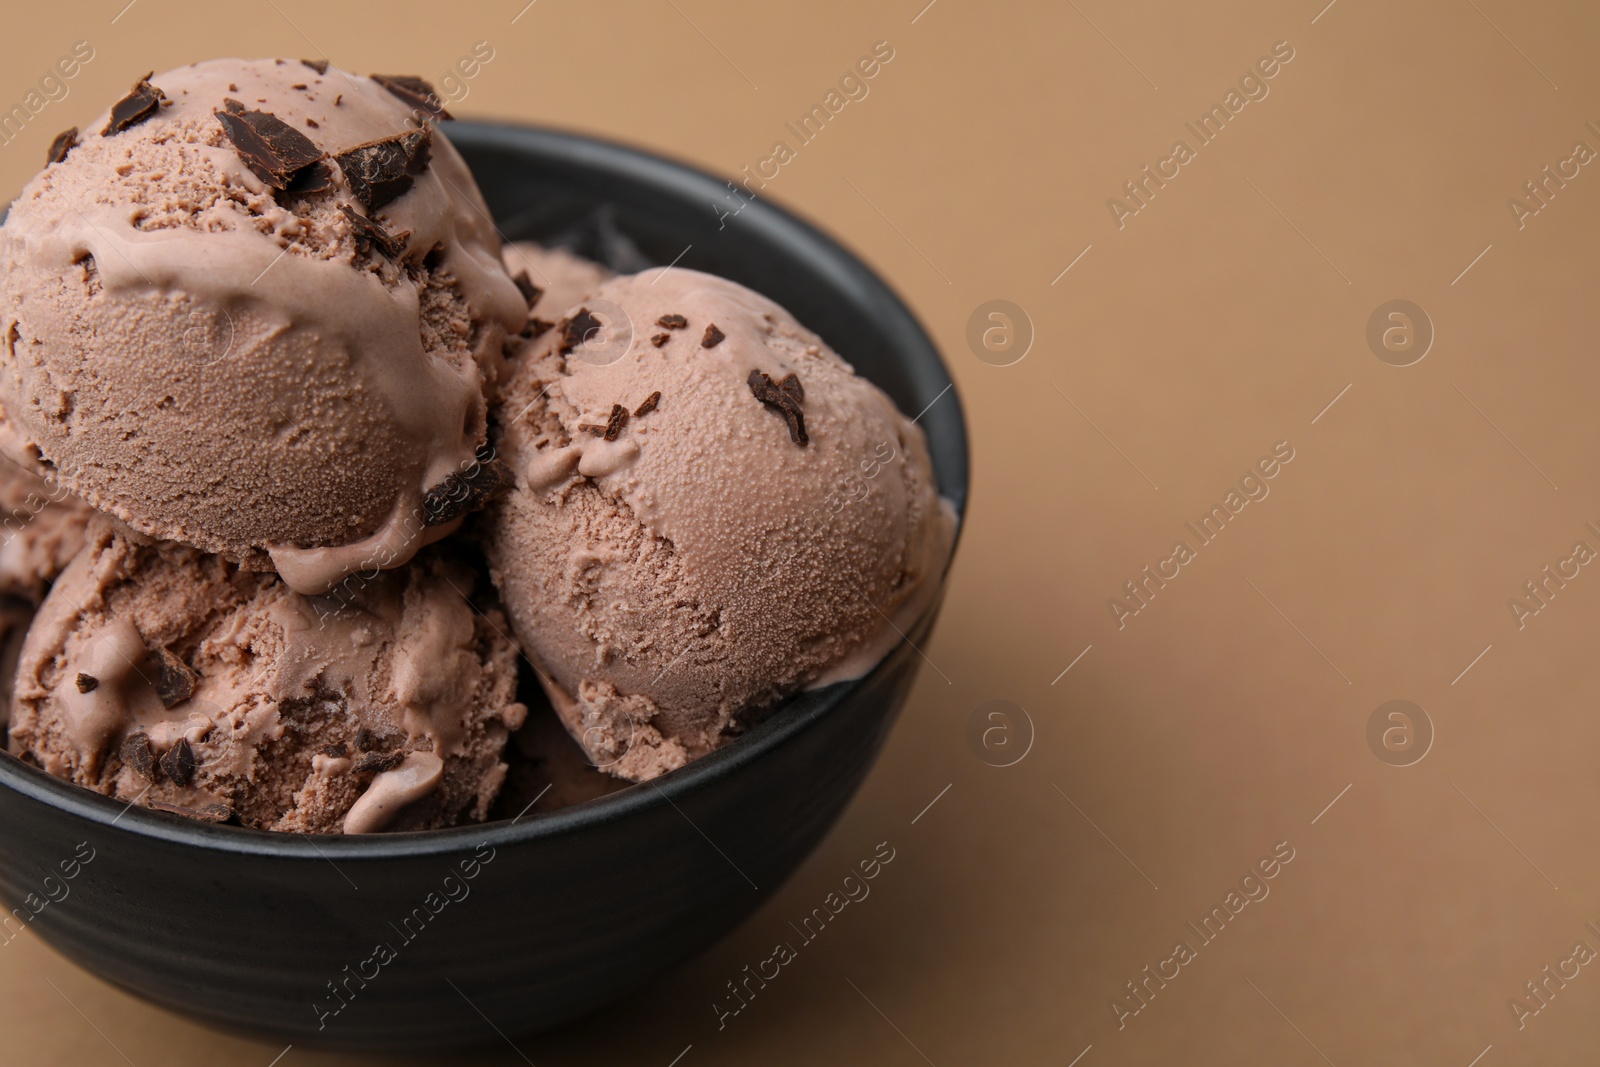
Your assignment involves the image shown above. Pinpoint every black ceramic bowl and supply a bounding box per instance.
[0,122,968,1051]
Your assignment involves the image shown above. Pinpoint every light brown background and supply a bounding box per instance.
[4,0,1599,1063]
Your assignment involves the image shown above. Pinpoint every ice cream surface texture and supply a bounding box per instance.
[0,59,527,594]
[481,269,954,781]
[0,454,91,604]
[8,518,525,833]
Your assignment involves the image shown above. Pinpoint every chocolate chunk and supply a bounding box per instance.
[521,317,554,340]
[291,83,308,91]
[634,391,661,418]
[748,370,808,446]
[151,647,198,707]
[322,742,349,759]
[650,332,670,348]
[657,314,688,330]
[701,323,726,349]
[340,205,408,259]
[158,738,197,787]
[302,58,330,75]
[559,308,602,355]
[603,404,630,441]
[305,117,319,129]
[512,271,543,309]
[74,672,98,693]
[228,83,239,92]
[103,74,167,135]
[149,799,234,823]
[283,158,336,196]
[214,107,324,190]
[121,734,157,783]
[355,728,376,752]
[221,97,245,115]
[422,457,515,526]
[334,126,432,210]
[369,74,453,121]
[353,750,405,774]
[45,127,78,166]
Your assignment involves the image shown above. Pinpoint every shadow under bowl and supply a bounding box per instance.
[0,121,969,1052]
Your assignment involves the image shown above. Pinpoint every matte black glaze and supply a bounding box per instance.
[0,123,968,1051]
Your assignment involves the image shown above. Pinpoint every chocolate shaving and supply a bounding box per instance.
[422,458,514,526]
[650,332,670,348]
[657,314,688,330]
[152,647,198,707]
[103,74,166,135]
[302,59,330,75]
[121,734,157,783]
[305,117,319,129]
[149,799,235,824]
[322,743,349,759]
[353,750,405,774]
[291,83,308,91]
[521,317,554,340]
[702,323,726,349]
[603,404,630,441]
[334,126,432,209]
[559,308,602,355]
[74,672,98,693]
[340,205,408,259]
[634,391,661,418]
[158,738,197,787]
[45,127,78,166]
[356,728,376,752]
[214,107,324,189]
[748,370,809,446]
[512,271,543,309]
[369,74,453,121]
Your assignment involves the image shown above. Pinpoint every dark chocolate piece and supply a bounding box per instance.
[603,404,629,441]
[121,734,157,783]
[369,74,453,121]
[512,271,543,309]
[221,97,245,114]
[152,647,198,707]
[657,314,688,330]
[559,308,602,355]
[159,738,197,787]
[748,370,808,446]
[339,205,408,259]
[334,126,431,210]
[634,391,661,418]
[422,458,514,527]
[305,117,319,128]
[650,332,670,348]
[103,74,166,135]
[283,158,336,196]
[45,127,78,166]
[355,728,376,752]
[701,323,726,349]
[291,83,308,91]
[302,59,330,75]
[74,672,98,693]
[322,743,349,759]
[522,317,555,340]
[214,107,324,189]
[353,750,405,774]
[149,799,234,824]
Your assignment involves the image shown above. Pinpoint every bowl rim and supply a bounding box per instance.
[0,120,969,861]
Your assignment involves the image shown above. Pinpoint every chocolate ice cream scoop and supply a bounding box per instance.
[7,518,526,833]
[480,269,955,781]
[0,59,527,594]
